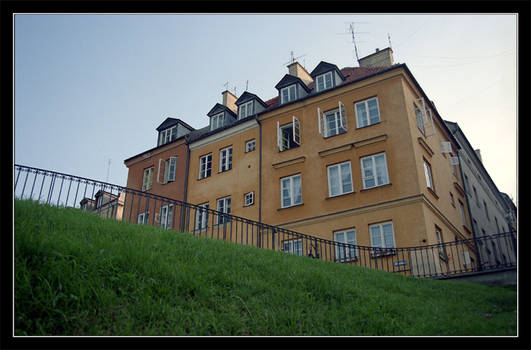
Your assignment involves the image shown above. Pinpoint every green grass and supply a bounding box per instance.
[14,199,517,336]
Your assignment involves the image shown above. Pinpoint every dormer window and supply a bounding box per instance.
[211,112,225,131]
[158,126,177,146]
[280,85,297,104]
[239,100,254,119]
[315,71,333,92]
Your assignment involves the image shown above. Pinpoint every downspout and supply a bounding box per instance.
[181,135,191,232]
[452,129,482,271]
[255,115,263,248]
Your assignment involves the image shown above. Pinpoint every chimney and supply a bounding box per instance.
[287,61,313,87]
[221,90,238,114]
[358,47,394,68]
[475,149,483,163]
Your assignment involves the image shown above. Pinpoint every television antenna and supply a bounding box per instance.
[338,22,369,62]
[222,81,230,91]
[283,50,306,66]
[106,158,111,183]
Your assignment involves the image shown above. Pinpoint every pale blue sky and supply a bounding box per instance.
[14,14,517,203]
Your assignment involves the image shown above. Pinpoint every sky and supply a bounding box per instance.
[14,14,517,205]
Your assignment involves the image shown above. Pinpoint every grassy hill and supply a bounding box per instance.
[14,199,517,336]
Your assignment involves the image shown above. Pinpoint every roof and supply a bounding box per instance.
[274,74,311,93]
[207,103,238,119]
[235,91,269,109]
[309,61,346,81]
[156,117,196,132]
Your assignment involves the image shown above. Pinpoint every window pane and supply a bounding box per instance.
[317,76,324,91]
[370,226,382,247]
[362,157,375,188]
[327,113,337,136]
[374,154,388,185]
[281,178,291,207]
[289,85,296,101]
[383,223,394,248]
[356,103,368,127]
[328,165,340,196]
[293,175,302,204]
[368,98,380,124]
[282,89,289,103]
[325,72,332,88]
[340,163,353,193]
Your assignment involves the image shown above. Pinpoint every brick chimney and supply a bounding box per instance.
[358,47,394,68]
[221,90,238,114]
[287,61,313,87]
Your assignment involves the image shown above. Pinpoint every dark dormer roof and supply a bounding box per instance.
[310,61,346,81]
[206,103,238,119]
[156,117,195,132]
[274,74,311,93]
[235,91,269,109]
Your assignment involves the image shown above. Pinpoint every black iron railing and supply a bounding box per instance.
[14,164,517,278]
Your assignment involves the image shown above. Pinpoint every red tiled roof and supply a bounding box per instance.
[264,66,390,110]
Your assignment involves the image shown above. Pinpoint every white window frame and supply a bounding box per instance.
[280,84,297,104]
[355,97,381,128]
[334,229,357,262]
[318,101,347,138]
[245,139,256,152]
[277,116,301,152]
[327,161,354,197]
[239,100,254,119]
[159,126,177,146]
[244,191,254,206]
[369,221,396,257]
[217,196,231,225]
[158,157,177,184]
[280,174,302,208]
[142,167,153,191]
[360,153,390,189]
[137,211,149,224]
[199,153,212,179]
[219,146,233,172]
[414,101,425,134]
[211,112,225,131]
[159,204,174,229]
[424,160,435,191]
[194,202,209,231]
[315,71,333,92]
[283,239,303,256]
[459,200,466,226]
[435,226,447,261]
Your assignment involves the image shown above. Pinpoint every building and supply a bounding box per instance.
[445,121,517,267]
[80,190,125,220]
[124,48,481,273]
[123,118,195,227]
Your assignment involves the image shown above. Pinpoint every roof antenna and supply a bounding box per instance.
[106,158,111,183]
[233,85,238,96]
[349,23,360,62]
[387,33,393,49]
[245,80,249,91]
[222,81,229,91]
[283,50,306,66]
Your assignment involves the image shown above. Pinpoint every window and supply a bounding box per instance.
[158,157,177,184]
[483,201,490,221]
[355,97,380,128]
[246,139,256,152]
[194,203,209,231]
[334,229,357,262]
[280,174,302,208]
[211,113,225,131]
[473,186,480,207]
[239,100,254,119]
[137,212,149,224]
[142,167,153,191]
[459,200,466,226]
[283,239,302,256]
[495,217,500,233]
[327,161,353,197]
[360,153,389,189]
[159,126,177,146]
[318,101,347,138]
[423,160,435,191]
[199,154,212,179]
[217,196,231,225]
[280,84,297,104]
[435,226,447,261]
[315,71,333,92]
[450,192,455,207]
[244,192,254,206]
[369,221,396,256]
[159,204,173,229]
[277,116,301,151]
[414,101,425,134]
[219,146,233,172]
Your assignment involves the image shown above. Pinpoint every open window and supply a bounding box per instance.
[277,116,301,152]
[318,101,347,138]
[414,98,435,137]
[157,157,177,184]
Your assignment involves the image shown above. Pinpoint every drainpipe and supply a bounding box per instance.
[255,115,263,247]
[180,134,191,232]
[453,129,482,271]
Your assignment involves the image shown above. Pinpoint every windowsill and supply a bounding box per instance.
[243,202,255,208]
[245,149,256,153]
[277,203,304,211]
[217,168,233,174]
[197,175,212,181]
[279,145,300,153]
[355,121,381,130]
[360,182,391,192]
[427,187,439,199]
[325,191,355,200]
[323,130,347,139]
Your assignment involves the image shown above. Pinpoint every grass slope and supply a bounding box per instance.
[14,199,517,336]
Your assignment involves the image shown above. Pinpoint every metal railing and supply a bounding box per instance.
[14,164,517,278]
